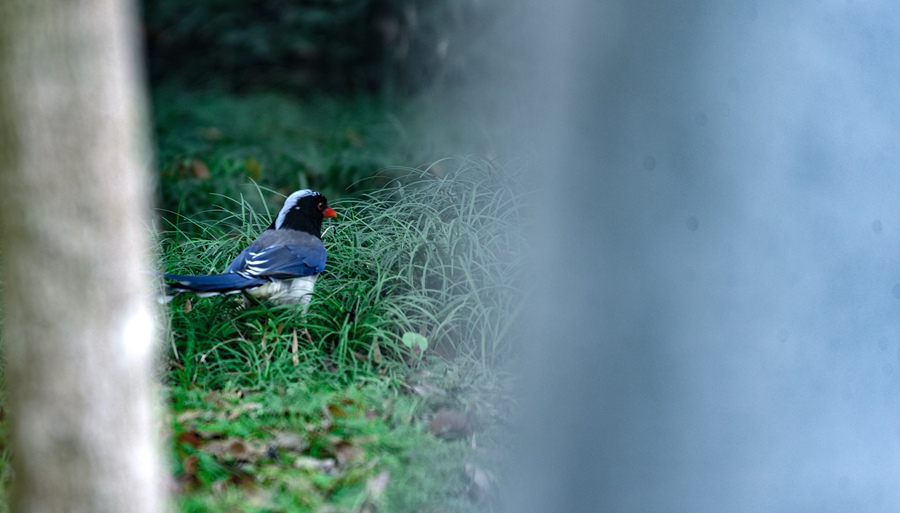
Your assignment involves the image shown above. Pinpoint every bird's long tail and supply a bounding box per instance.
[162,272,269,302]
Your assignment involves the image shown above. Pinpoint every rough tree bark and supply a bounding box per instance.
[0,1,163,512]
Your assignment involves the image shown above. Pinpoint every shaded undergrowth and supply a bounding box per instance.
[157,158,524,512]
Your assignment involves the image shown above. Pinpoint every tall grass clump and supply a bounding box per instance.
[320,158,527,366]
[159,158,526,387]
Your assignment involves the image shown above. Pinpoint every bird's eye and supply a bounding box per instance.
[317,202,325,211]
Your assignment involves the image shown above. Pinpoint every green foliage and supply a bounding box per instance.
[402,332,428,353]
[142,0,500,94]
[160,158,526,388]
[168,381,494,512]
[144,0,381,91]
[322,160,528,368]
[156,162,522,508]
[152,89,418,228]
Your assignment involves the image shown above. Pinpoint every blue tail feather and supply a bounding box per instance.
[164,272,268,293]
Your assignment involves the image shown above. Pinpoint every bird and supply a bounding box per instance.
[163,189,337,306]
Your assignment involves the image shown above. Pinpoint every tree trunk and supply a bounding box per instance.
[0,1,163,512]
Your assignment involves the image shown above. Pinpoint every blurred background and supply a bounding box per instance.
[142,0,525,225]
[144,0,500,93]
[139,0,900,511]
[504,2,900,512]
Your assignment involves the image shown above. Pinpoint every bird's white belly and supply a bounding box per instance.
[245,275,318,305]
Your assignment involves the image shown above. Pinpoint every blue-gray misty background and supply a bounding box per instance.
[505,1,900,512]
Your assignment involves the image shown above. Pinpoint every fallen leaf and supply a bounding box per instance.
[227,401,263,420]
[176,410,210,424]
[270,431,308,453]
[227,469,255,488]
[203,389,232,406]
[178,454,201,490]
[325,396,365,420]
[244,157,262,180]
[326,403,347,418]
[176,430,204,448]
[294,456,338,475]
[203,437,267,462]
[333,440,365,467]
[191,159,210,180]
[182,454,199,475]
[371,342,383,364]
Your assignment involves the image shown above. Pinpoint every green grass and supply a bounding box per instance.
[160,159,525,384]
[168,378,501,513]
[156,158,522,511]
[151,87,497,231]
[153,89,403,231]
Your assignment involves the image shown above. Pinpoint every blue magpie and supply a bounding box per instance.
[163,189,337,305]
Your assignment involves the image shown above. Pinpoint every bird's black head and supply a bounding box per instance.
[270,190,337,238]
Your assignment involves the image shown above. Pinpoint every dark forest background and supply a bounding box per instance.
[142,0,503,94]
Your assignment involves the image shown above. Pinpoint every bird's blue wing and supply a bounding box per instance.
[235,243,326,279]
[225,246,254,274]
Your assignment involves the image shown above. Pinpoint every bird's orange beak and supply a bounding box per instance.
[323,207,337,218]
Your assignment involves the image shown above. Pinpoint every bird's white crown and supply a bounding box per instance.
[274,189,320,229]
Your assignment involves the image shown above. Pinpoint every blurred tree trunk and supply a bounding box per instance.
[0,1,162,513]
